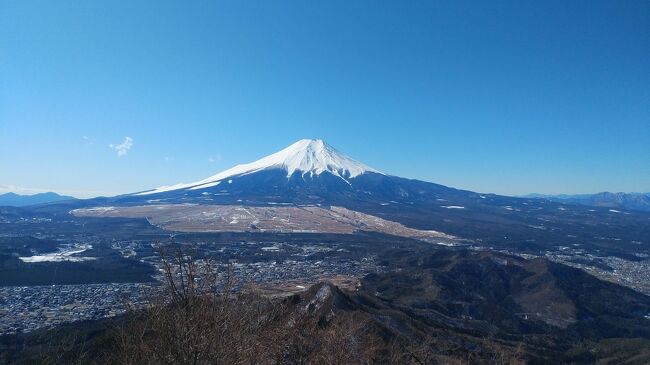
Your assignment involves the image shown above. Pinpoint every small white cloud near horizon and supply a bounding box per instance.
[208,154,222,163]
[109,136,133,157]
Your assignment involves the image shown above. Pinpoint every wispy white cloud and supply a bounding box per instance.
[208,154,222,163]
[82,136,95,145]
[109,136,133,157]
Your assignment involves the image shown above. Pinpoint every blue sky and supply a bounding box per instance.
[1,1,648,198]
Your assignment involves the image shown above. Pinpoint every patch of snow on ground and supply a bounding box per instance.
[87,207,114,213]
[19,244,95,263]
[435,242,458,247]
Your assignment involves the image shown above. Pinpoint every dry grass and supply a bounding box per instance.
[72,204,455,242]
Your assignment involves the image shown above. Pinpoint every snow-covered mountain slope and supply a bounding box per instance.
[136,139,381,195]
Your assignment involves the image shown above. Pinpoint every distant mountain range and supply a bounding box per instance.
[0,192,76,207]
[524,192,650,212]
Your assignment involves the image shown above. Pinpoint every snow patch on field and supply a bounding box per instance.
[19,244,95,263]
[435,241,458,247]
[83,206,114,213]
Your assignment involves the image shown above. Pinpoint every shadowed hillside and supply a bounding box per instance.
[3,248,650,364]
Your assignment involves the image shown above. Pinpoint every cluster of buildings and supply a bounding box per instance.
[0,239,384,336]
[0,283,151,335]
[230,256,379,285]
[545,249,650,296]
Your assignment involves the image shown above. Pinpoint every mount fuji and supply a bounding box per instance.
[67,138,649,257]
[110,138,473,208]
[135,139,383,196]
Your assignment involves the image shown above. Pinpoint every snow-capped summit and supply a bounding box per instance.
[136,139,381,195]
[210,139,381,180]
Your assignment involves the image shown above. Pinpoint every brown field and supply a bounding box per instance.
[72,204,456,242]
